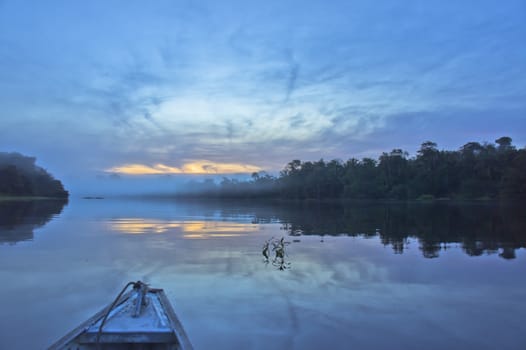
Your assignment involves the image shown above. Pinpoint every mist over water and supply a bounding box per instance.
[65,173,254,198]
[0,198,525,349]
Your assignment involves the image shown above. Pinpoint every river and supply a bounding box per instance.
[0,198,525,349]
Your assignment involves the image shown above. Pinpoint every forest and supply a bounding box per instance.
[181,136,526,200]
[0,152,69,198]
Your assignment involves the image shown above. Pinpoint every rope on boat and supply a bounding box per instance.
[96,280,148,349]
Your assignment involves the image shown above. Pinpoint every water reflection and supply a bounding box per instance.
[93,198,526,262]
[122,199,526,260]
[108,218,259,239]
[7,197,523,260]
[272,201,526,259]
[0,199,68,244]
[1,198,525,349]
[108,218,182,234]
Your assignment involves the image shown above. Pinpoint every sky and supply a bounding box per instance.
[1,0,525,192]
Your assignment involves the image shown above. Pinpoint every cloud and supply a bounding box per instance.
[107,160,262,175]
[335,107,526,158]
[283,51,300,103]
[1,0,525,185]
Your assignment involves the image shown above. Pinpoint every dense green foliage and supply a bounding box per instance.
[182,137,526,200]
[0,152,69,198]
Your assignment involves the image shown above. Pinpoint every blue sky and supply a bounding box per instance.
[1,0,525,186]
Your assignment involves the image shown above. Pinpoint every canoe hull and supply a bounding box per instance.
[48,286,193,350]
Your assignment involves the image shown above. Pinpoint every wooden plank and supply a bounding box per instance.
[77,331,177,344]
[47,291,132,350]
[157,291,194,350]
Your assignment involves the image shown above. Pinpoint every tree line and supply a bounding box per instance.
[181,136,526,200]
[0,152,69,198]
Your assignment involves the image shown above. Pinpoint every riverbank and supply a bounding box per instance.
[0,195,68,201]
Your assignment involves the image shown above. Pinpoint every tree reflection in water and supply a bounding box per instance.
[0,199,68,244]
[251,200,526,259]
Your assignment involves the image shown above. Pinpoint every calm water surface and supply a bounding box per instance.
[0,198,525,349]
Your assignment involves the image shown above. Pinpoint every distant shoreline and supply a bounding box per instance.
[103,194,526,205]
[0,195,69,201]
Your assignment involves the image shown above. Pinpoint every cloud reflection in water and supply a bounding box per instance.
[108,218,260,239]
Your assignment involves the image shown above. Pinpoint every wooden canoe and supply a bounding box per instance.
[48,282,193,350]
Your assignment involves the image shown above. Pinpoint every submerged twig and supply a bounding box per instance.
[262,237,291,270]
[262,238,272,261]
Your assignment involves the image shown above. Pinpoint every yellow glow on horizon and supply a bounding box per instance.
[108,163,182,175]
[107,160,261,175]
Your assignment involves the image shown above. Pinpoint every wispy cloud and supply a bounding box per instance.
[1,0,525,184]
[107,160,262,175]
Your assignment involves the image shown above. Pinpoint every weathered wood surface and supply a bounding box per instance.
[48,287,193,350]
